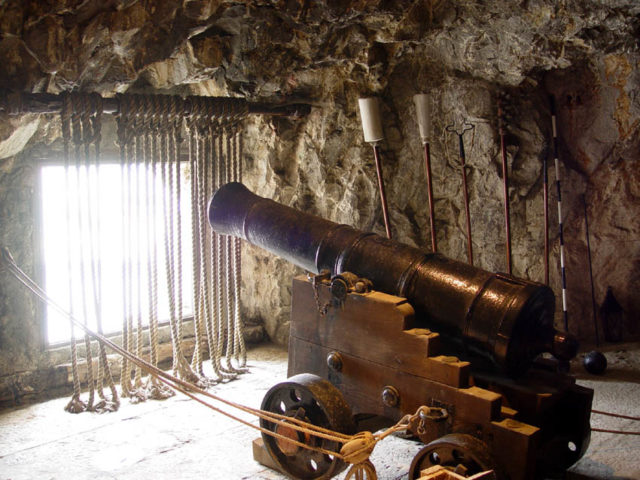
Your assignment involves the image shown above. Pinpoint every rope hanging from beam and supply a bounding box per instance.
[60,92,120,413]
[56,91,250,411]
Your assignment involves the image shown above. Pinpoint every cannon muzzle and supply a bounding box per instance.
[209,182,577,375]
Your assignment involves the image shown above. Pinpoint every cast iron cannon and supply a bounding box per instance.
[209,182,592,480]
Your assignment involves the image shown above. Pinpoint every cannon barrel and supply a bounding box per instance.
[209,182,577,375]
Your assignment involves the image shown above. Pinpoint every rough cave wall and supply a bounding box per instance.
[0,1,639,386]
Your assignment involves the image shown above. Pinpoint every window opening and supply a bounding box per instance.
[41,161,194,345]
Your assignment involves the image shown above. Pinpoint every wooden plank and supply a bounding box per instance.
[290,276,470,388]
[289,337,503,445]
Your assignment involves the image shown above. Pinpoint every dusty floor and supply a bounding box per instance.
[0,343,639,480]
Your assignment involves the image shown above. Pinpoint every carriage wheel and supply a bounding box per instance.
[409,433,497,479]
[260,373,355,479]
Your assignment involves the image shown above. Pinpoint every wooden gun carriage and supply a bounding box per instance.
[208,182,593,480]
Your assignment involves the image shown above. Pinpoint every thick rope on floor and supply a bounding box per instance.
[0,249,405,478]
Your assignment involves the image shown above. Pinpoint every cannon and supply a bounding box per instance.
[209,182,592,480]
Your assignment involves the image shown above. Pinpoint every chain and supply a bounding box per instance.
[309,271,331,316]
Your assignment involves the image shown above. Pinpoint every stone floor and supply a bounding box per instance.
[0,343,639,480]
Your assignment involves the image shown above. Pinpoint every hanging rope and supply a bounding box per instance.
[181,96,250,382]
[143,95,172,400]
[83,93,119,412]
[60,92,119,413]
[57,91,250,412]
[72,96,96,411]
[231,123,247,369]
[61,94,84,414]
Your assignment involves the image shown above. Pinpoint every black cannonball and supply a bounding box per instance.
[583,350,607,375]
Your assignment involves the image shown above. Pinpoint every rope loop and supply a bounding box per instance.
[156,94,168,131]
[130,94,144,135]
[146,95,158,133]
[115,93,134,146]
[70,93,84,146]
[60,93,72,148]
[80,93,93,145]
[169,95,183,142]
[230,97,249,123]
[205,96,220,121]
[89,93,103,146]
[345,459,378,480]
[137,94,150,133]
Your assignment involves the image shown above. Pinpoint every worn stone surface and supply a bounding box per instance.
[0,1,639,370]
[0,344,639,479]
[0,114,40,160]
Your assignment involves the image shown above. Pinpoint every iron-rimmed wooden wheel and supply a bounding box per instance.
[260,373,355,479]
[409,433,497,479]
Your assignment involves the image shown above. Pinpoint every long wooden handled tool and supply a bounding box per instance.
[414,94,437,252]
[543,148,550,284]
[358,97,392,239]
[497,99,512,274]
[446,121,475,265]
[550,95,569,332]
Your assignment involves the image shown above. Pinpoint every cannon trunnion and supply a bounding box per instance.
[208,183,592,479]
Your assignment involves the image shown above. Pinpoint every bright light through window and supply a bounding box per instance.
[41,162,194,345]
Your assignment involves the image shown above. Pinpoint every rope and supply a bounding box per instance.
[217,127,236,376]
[188,120,205,379]
[117,94,135,399]
[58,91,250,408]
[171,98,186,365]
[232,125,247,368]
[197,122,230,381]
[200,124,215,380]
[84,93,118,412]
[207,125,226,379]
[157,97,200,385]
[146,96,174,400]
[591,428,640,436]
[72,94,96,411]
[224,127,235,373]
[1,246,412,477]
[133,96,145,394]
[592,410,640,421]
[161,103,179,377]
[591,409,640,435]
[126,95,144,402]
[212,126,237,378]
[143,96,165,399]
[61,94,85,414]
